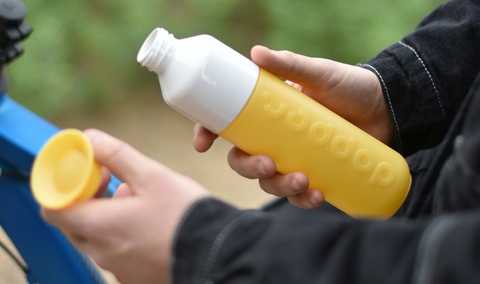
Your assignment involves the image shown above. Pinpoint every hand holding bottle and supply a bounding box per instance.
[137,29,407,217]
[193,45,393,209]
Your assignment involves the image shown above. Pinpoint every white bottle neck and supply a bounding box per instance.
[137,28,175,73]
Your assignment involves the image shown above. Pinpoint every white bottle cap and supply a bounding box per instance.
[137,28,259,134]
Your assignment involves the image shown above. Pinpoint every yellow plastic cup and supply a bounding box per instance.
[31,129,101,209]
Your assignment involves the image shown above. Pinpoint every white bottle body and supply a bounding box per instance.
[138,28,259,133]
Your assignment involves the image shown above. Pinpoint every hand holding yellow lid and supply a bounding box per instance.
[31,129,102,209]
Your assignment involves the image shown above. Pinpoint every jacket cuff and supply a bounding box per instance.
[359,42,448,157]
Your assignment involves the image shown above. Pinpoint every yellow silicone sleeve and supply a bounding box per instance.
[220,68,411,219]
[31,129,102,209]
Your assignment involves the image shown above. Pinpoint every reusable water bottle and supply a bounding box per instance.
[137,28,411,219]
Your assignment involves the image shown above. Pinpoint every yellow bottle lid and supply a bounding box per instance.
[31,129,101,209]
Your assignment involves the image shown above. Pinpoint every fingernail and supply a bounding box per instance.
[256,161,267,176]
[309,190,324,207]
[291,179,302,192]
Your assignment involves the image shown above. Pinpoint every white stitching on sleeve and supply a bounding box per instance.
[399,41,447,125]
[358,63,404,153]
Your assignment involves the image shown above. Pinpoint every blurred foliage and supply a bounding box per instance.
[7,0,445,117]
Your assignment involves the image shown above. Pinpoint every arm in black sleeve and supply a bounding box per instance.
[426,74,480,214]
[170,79,480,283]
[171,83,480,283]
[171,198,480,284]
[359,0,480,156]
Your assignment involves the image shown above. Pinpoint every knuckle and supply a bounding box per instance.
[90,251,109,270]
[141,166,164,186]
[81,222,102,239]
[274,179,288,197]
[260,175,288,197]
[79,213,107,241]
[102,139,127,164]
[228,148,252,178]
[283,50,298,77]
[287,195,311,210]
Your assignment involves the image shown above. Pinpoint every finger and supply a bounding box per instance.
[193,124,219,153]
[251,45,326,86]
[60,229,90,250]
[287,188,325,209]
[43,193,140,241]
[84,129,159,190]
[258,171,309,197]
[227,147,276,179]
[58,228,110,267]
[94,167,111,198]
[113,183,135,198]
[42,198,112,235]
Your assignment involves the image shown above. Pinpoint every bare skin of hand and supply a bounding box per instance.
[193,45,393,209]
[43,129,208,284]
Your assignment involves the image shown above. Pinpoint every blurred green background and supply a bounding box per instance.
[8,0,445,118]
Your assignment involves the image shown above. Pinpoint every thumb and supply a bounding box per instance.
[250,45,339,88]
[84,129,159,193]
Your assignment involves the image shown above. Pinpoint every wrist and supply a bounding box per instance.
[359,66,395,145]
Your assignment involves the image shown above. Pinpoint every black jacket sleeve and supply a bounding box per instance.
[172,101,480,283]
[359,0,480,157]
[172,198,480,284]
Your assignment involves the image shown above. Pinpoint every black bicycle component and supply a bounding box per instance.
[0,0,32,65]
[0,166,30,180]
[0,71,8,94]
[0,0,31,95]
